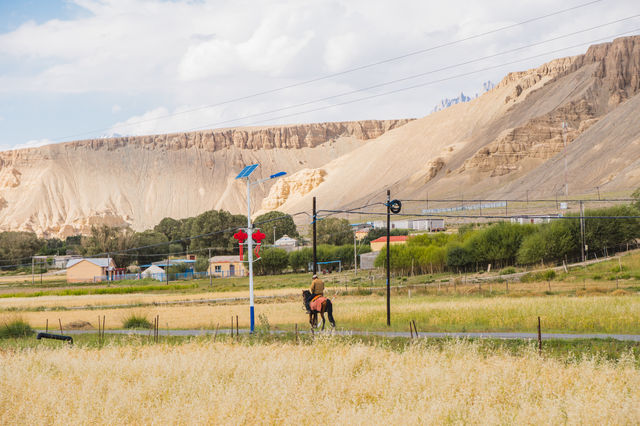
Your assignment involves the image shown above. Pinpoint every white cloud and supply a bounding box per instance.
[11,138,53,150]
[1,0,639,144]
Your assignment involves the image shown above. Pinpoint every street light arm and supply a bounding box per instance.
[250,171,287,186]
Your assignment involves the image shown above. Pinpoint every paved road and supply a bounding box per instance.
[41,328,640,342]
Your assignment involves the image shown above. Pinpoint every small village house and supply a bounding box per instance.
[66,258,117,283]
[208,256,247,277]
[370,235,410,251]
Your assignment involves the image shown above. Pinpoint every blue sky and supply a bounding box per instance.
[0,0,639,150]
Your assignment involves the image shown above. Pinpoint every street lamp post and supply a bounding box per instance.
[236,164,286,333]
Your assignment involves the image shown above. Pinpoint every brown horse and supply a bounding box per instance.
[302,290,335,330]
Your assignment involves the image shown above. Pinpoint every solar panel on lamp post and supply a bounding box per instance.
[235,164,286,333]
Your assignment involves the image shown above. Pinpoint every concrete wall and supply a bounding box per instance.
[67,260,105,283]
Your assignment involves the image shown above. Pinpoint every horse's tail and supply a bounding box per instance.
[326,299,335,327]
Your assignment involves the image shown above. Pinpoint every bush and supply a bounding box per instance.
[122,314,152,329]
[255,248,289,275]
[500,267,516,275]
[0,319,35,338]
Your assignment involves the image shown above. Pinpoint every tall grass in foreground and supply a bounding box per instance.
[0,318,34,338]
[0,339,638,424]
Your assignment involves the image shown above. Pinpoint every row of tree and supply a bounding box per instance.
[375,205,640,274]
[253,244,372,275]
[0,209,301,270]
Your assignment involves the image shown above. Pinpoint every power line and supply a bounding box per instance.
[236,27,640,127]
[47,0,606,143]
[185,15,640,131]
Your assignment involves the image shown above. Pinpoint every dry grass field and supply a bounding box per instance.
[1,339,638,425]
[2,293,639,334]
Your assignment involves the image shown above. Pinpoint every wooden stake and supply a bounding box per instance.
[214,323,219,341]
[412,320,419,338]
[45,319,48,333]
[236,315,239,337]
[58,319,63,335]
[231,316,234,337]
[295,324,299,343]
[409,321,414,339]
[537,316,542,355]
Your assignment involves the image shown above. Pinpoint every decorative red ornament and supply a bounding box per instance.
[252,230,266,258]
[233,230,248,260]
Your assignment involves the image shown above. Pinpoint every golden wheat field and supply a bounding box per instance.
[0,339,638,425]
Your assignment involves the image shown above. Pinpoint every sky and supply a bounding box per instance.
[0,0,639,150]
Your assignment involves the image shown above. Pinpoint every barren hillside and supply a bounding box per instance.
[264,35,640,214]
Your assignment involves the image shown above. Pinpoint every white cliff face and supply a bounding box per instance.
[260,169,327,212]
[0,120,411,237]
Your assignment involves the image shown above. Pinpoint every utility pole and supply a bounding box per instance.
[313,197,317,275]
[580,201,586,262]
[273,226,276,245]
[246,180,255,332]
[166,252,170,285]
[562,122,569,197]
[386,189,391,327]
[353,229,357,276]
[208,247,212,286]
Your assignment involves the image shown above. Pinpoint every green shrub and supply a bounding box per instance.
[500,267,516,275]
[0,319,34,338]
[122,314,152,329]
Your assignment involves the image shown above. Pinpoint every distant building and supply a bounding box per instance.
[355,228,370,241]
[209,256,247,278]
[359,251,380,270]
[274,234,298,252]
[141,265,166,281]
[34,255,82,269]
[66,258,117,283]
[371,219,445,232]
[370,235,410,251]
[510,215,561,225]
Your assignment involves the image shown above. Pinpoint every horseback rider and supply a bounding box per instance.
[305,274,324,313]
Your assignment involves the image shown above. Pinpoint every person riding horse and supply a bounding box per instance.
[305,274,324,313]
[303,274,335,329]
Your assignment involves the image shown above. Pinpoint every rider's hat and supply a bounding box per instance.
[312,274,318,278]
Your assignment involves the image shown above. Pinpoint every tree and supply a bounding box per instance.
[0,232,43,269]
[289,248,312,272]
[81,225,135,268]
[131,230,170,266]
[253,211,299,244]
[187,210,246,252]
[255,248,289,275]
[315,218,352,246]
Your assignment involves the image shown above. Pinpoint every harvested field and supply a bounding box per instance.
[1,339,638,424]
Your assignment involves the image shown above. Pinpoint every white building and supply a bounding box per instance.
[510,215,561,225]
[274,234,298,252]
[371,219,445,231]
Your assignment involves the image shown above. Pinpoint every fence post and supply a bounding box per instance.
[537,316,542,355]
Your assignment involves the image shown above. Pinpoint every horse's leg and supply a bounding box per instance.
[326,299,336,327]
[320,310,326,330]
